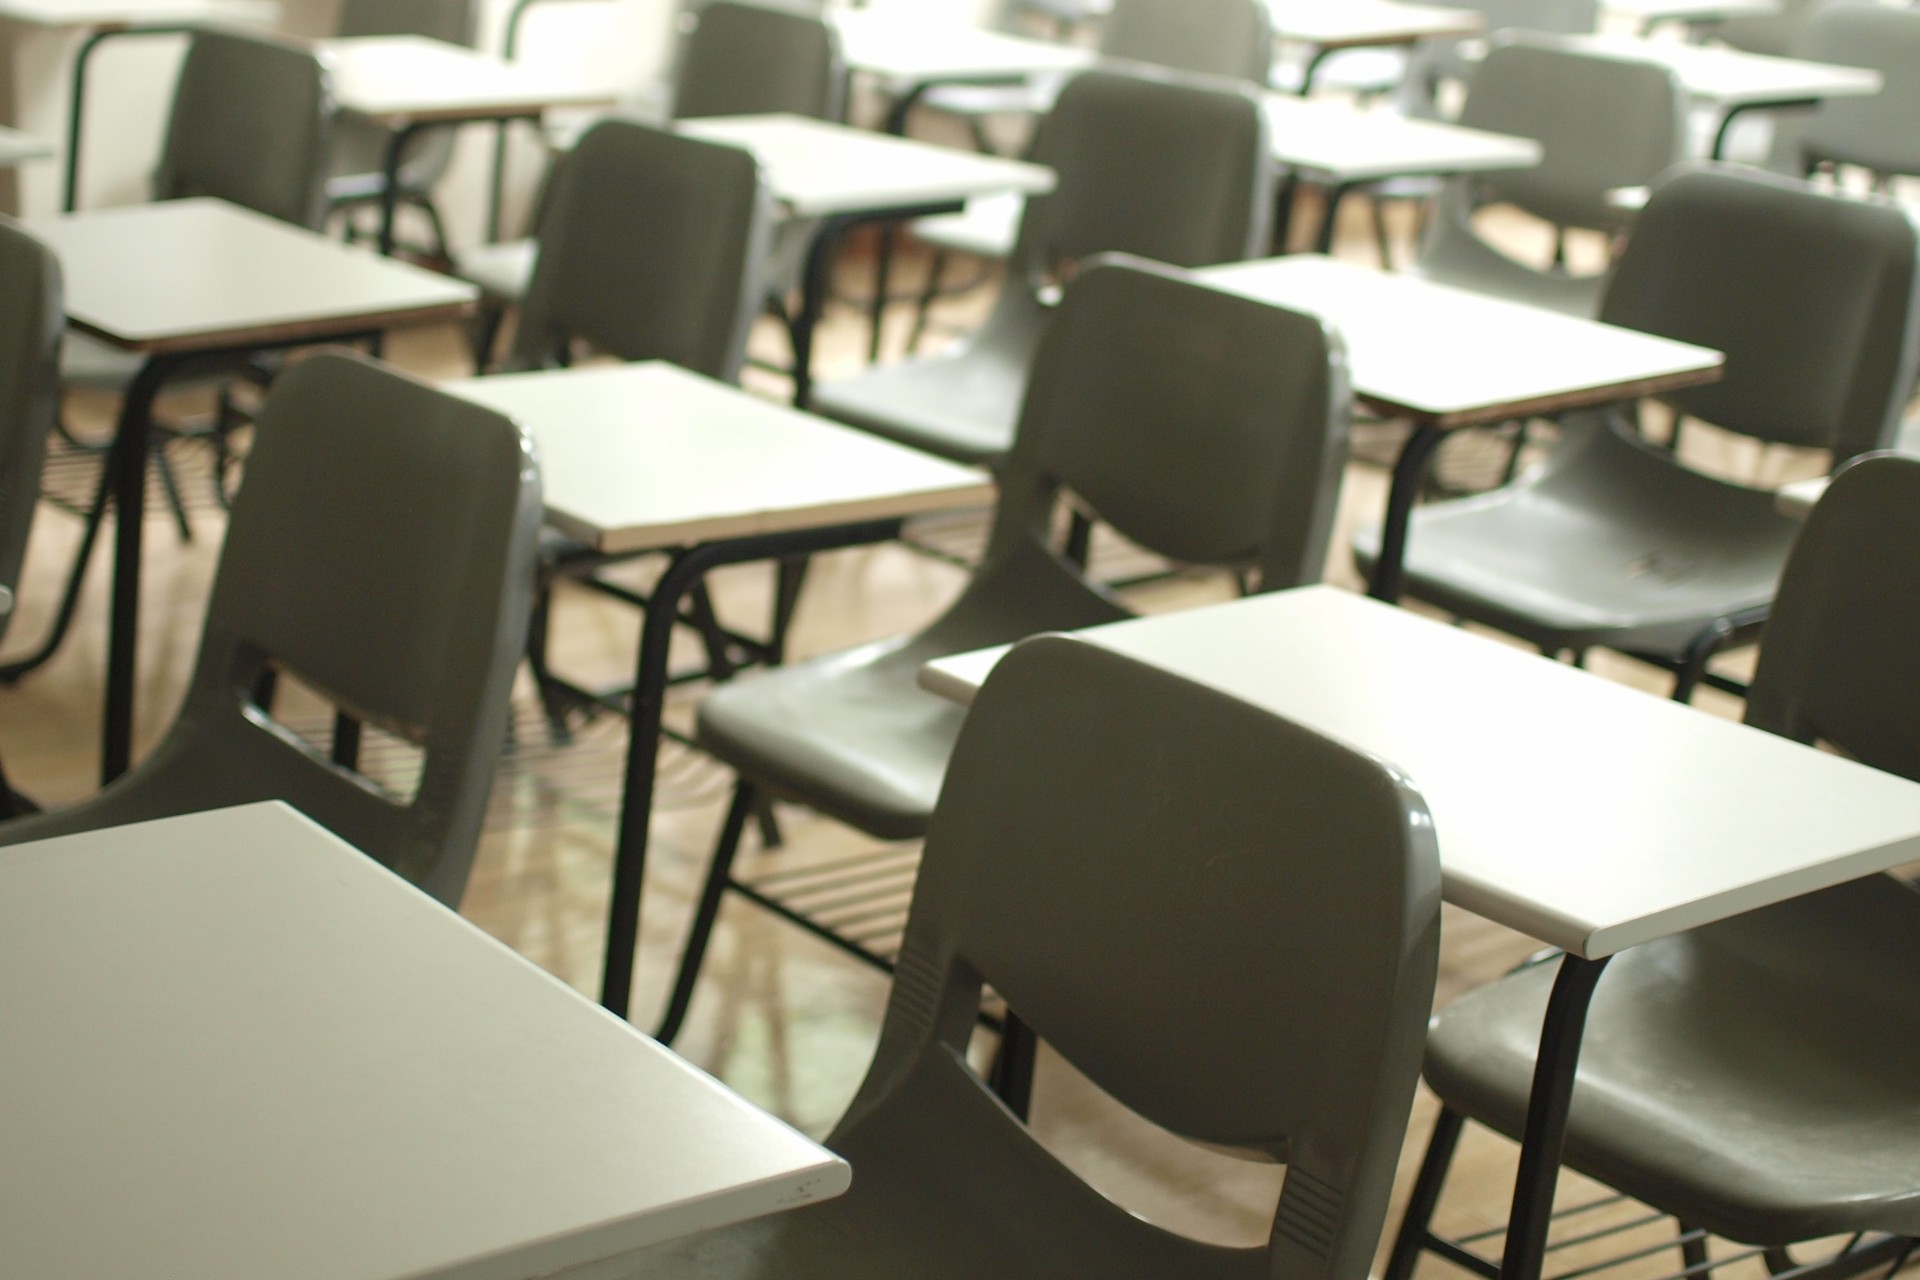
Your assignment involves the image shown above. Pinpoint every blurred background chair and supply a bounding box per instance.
[0,221,65,819]
[654,255,1351,1044]
[1768,2,1920,191]
[457,0,844,369]
[625,632,1442,1280]
[7,30,336,690]
[1387,451,1920,1280]
[1356,165,1920,701]
[1406,38,1686,317]
[906,0,1270,342]
[0,353,542,909]
[324,0,481,264]
[811,67,1274,470]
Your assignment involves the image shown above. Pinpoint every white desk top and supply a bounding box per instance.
[321,35,620,126]
[1264,94,1540,181]
[26,198,475,353]
[1557,33,1880,105]
[677,114,1055,218]
[0,802,850,1280]
[1267,0,1483,47]
[1602,0,1778,23]
[0,0,274,26]
[1197,255,1721,427]
[832,10,1094,89]
[0,125,51,166]
[921,586,1920,959]
[446,362,995,555]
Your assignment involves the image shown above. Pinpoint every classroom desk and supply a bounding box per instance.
[832,9,1095,134]
[1602,0,1778,31]
[919,583,1920,1280]
[1263,94,1540,250]
[676,113,1055,403]
[0,802,850,1280]
[1194,254,1723,601]
[1554,33,1880,157]
[318,34,619,258]
[444,362,997,1021]
[24,197,476,783]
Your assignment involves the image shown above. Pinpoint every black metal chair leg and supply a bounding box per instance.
[1680,1222,1711,1275]
[151,440,193,543]
[524,579,572,745]
[1383,1107,1468,1280]
[655,779,759,1045]
[1063,509,1094,570]
[469,301,507,374]
[0,451,114,683]
[907,248,950,354]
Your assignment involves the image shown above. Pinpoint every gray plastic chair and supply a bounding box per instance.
[0,220,65,816]
[627,632,1441,1280]
[504,117,773,379]
[1769,3,1920,186]
[455,0,841,369]
[1358,164,1920,701]
[0,353,543,908]
[813,67,1274,468]
[324,0,480,262]
[654,254,1351,1041]
[1408,39,1685,317]
[911,0,1271,272]
[1386,452,1920,1280]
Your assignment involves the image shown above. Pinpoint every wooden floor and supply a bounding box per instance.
[0,190,1857,1276]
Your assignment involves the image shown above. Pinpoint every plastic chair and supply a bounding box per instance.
[0,221,65,817]
[324,0,480,263]
[812,67,1274,468]
[1386,452,1920,1280]
[1407,38,1686,317]
[626,632,1441,1280]
[0,353,543,908]
[1769,3,1920,187]
[27,30,337,680]
[503,117,773,379]
[910,0,1269,297]
[454,0,843,364]
[1356,165,1920,701]
[653,254,1351,1042]
[1714,0,1832,56]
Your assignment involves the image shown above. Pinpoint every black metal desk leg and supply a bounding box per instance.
[376,122,431,259]
[791,214,856,409]
[1316,181,1356,255]
[102,355,178,784]
[1368,420,1446,602]
[1500,954,1612,1280]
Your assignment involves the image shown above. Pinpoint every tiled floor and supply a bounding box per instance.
[0,194,1858,1277]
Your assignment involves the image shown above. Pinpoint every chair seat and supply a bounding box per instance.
[1424,873,1920,1246]
[1355,418,1801,656]
[920,74,1067,121]
[1407,234,1608,319]
[61,332,145,392]
[454,238,537,303]
[910,192,1023,261]
[696,635,967,841]
[809,333,1033,468]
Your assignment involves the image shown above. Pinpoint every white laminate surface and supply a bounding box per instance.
[0,125,51,166]
[0,802,850,1280]
[1264,94,1540,182]
[1558,33,1881,105]
[676,114,1055,218]
[320,35,620,125]
[919,586,1920,959]
[0,0,274,25]
[832,9,1094,89]
[1197,255,1722,427]
[445,362,996,555]
[1602,0,1778,23]
[1266,0,1483,47]
[26,198,476,352]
